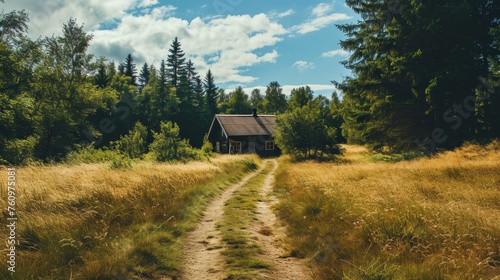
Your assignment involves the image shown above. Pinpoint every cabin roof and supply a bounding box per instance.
[209,114,276,137]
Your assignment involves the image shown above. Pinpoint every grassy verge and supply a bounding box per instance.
[274,141,500,279]
[0,155,259,279]
[218,160,274,280]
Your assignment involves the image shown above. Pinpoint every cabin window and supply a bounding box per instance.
[216,142,220,153]
[230,141,242,154]
[265,141,275,150]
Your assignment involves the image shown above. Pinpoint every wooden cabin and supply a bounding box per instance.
[207,109,280,157]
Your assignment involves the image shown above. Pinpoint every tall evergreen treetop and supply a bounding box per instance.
[167,37,186,86]
[123,53,137,86]
[139,62,150,87]
[203,69,218,117]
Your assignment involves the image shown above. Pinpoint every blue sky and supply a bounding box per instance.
[3,0,359,97]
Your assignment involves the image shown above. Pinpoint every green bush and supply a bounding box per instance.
[65,144,120,164]
[149,121,199,162]
[114,121,148,159]
[0,136,38,165]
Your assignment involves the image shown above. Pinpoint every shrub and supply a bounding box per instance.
[114,121,148,159]
[65,144,120,164]
[0,136,38,165]
[149,121,199,162]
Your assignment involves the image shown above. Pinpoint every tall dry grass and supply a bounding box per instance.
[274,141,500,279]
[0,155,259,279]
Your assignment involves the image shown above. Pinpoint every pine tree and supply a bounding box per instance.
[335,0,499,152]
[139,62,150,87]
[123,54,137,86]
[94,57,110,89]
[203,69,218,118]
[166,37,186,86]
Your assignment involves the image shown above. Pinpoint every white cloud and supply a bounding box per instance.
[322,49,349,57]
[90,12,287,84]
[313,3,333,17]
[292,3,351,34]
[294,13,351,34]
[138,0,158,8]
[2,0,138,38]
[275,9,295,18]
[292,60,315,72]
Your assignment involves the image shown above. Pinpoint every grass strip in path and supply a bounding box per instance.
[218,160,274,280]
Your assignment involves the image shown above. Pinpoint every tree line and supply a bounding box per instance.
[3,0,498,164]
[0,7,341,164]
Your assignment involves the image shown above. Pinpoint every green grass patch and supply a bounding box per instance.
[219,161,274,279]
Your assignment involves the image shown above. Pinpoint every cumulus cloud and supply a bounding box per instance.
[322,49,349,57]
[90,12,287,83]
[293,3,351,34]
[138,0,158,8]
[292,60,315,72]
[2,0,137,37]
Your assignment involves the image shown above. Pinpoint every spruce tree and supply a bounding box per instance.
[94,57,110,89]
[139,62,150,87]
[203,69,218,118]
[123,53,137,86]
[335,0,499,152]
[166,37,186,86]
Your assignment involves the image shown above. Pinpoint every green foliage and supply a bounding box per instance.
[65,144,120,164]
[224,86,252,114]
[149,121,198,162]
[275,101,342,160]
[200,134,214,158]
[370,152,423,162]
[262,81,287,114]
[287,86,313,110]
[203,69,219,118]
[1,136,37,165]
[336,0,500,153]
[115,121,148,159]
[109,153,132,169]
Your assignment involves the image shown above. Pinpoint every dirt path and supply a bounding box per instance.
[181,159,310,280]
[180,166,263,279]
[249,159,311,280]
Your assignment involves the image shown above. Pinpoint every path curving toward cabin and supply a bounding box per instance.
[180,159,311,280]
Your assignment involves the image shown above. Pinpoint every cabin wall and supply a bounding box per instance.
[213,135,280,157]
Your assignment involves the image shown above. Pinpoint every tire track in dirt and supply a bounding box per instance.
[180,166,262,280]
[249,159,311,279]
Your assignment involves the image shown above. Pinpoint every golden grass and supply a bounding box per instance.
[0,154,259,279]
[274,141,500,279]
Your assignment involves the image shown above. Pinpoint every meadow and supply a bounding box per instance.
[0,155,258,279]
[274,142,500,279]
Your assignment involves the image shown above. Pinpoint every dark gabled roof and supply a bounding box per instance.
[209,114,276,137]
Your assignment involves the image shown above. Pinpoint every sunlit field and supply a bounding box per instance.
[0,155,259,279]
[274,141,500,279]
